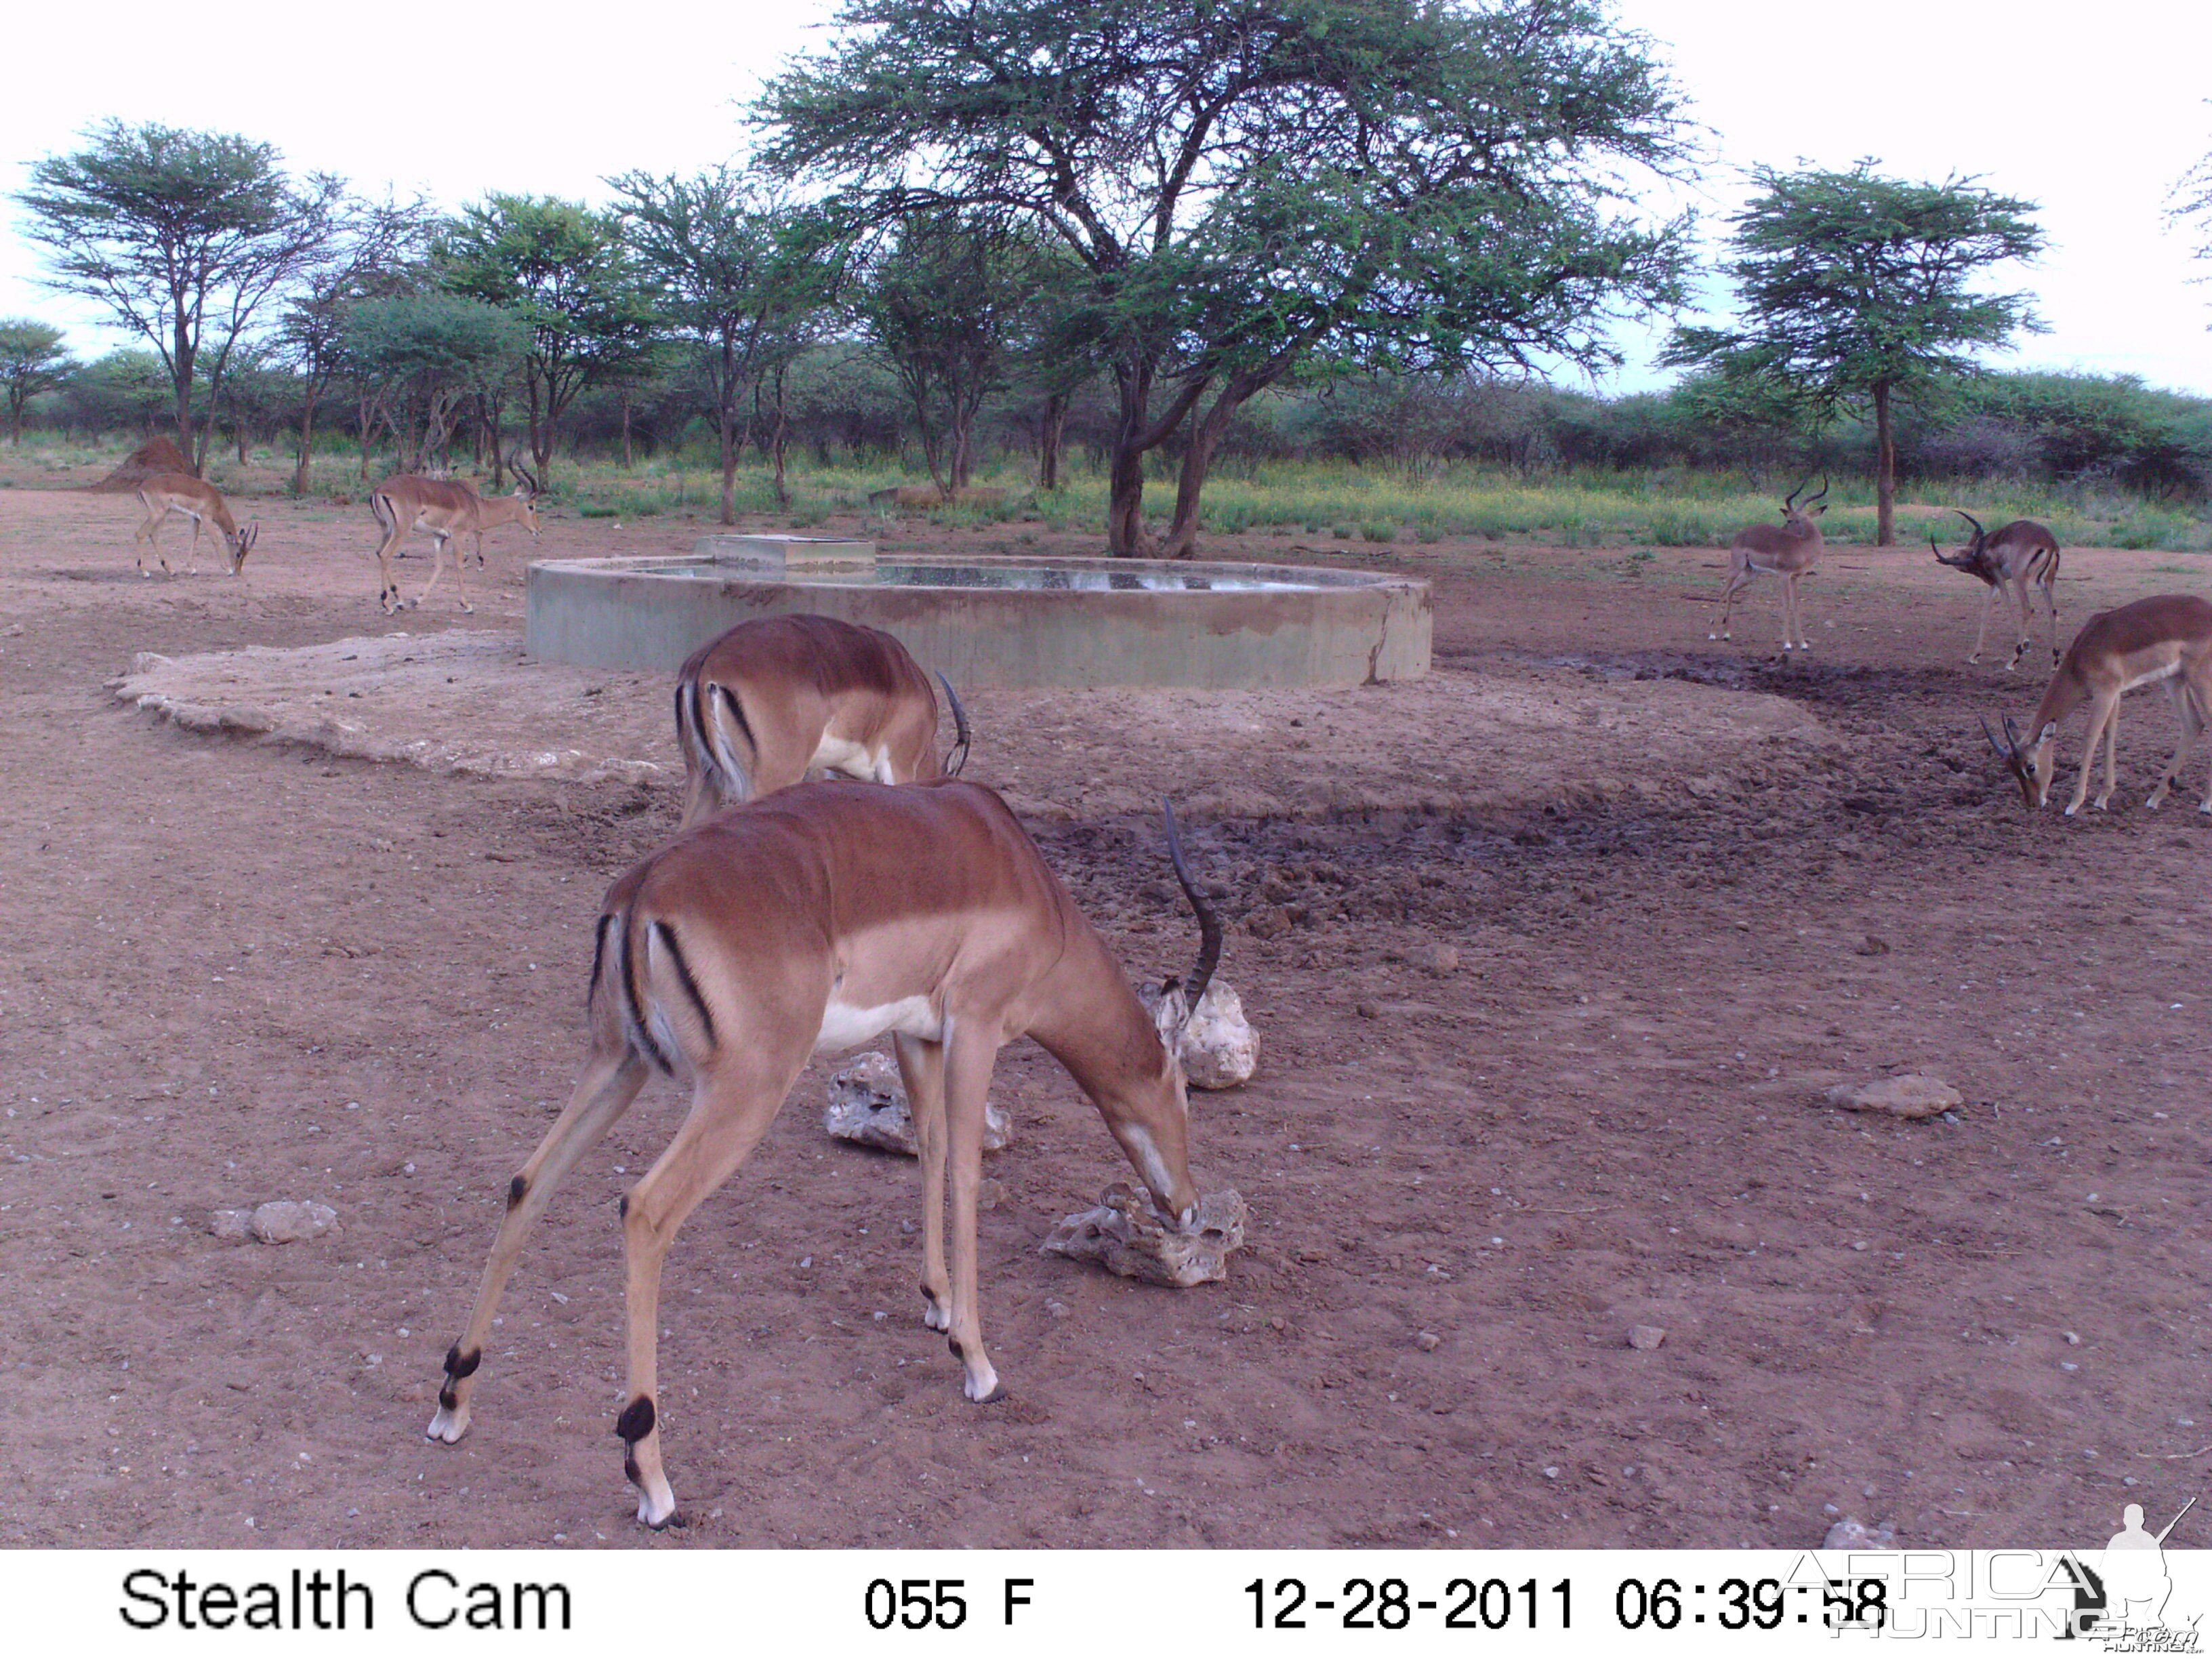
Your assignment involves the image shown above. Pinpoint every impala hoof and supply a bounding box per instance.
[635,1496,682,1530]
[425,1403,470,1443]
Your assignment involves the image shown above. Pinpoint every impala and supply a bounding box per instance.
[1982,594,2212,816]
[1931,510,2063,670]
[674,614,970,827]
[425,782,1223,1528]
[367,460,541,614]
[131,473,258,577]
[1710,476,1828,650]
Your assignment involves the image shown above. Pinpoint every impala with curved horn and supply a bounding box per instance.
[1981,594,2212,817]
[366,455,541,615]
[425,781,1221,1528]
[1710,475,1828,651]
[673,614,970,827]
[1931,510,2062,670]
[131,473,258,577]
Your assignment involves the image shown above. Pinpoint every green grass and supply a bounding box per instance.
[12,436,2209,552]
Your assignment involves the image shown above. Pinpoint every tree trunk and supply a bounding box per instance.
[1037,393,1068,491]
[357,397,376,481]
[1874,383,1896,548]
[621,388,634,471]
[292,394,317,495]
[769,368,791,510]
[1161,374,1263,558]
[236,411,249,467]
[718,406,738,527]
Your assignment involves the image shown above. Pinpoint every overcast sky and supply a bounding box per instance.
[3,0,2208,395]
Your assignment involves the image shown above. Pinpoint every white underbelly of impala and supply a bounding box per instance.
[814,994,941,1054]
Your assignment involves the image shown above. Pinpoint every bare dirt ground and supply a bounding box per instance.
[3,479,2211,1551]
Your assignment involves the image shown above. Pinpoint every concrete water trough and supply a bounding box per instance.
[525,537,1431,689]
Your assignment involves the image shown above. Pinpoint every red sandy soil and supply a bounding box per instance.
[1,476,2209,1551]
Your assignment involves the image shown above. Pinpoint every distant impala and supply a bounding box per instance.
[1930,510,2062,670]
[1710,476,1826,651]
[367,459,541,613]
[131,473,258,577]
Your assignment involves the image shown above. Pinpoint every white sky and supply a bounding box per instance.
[2,0,2208,396]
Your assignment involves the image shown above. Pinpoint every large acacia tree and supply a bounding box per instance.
[609,169,836,520]
[16,122,343,472]
[760,0,1692,555]
[0,319,75,445]
[1664,163,2044,546]
[439,196,656,480]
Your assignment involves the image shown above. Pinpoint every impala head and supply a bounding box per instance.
[1931,509,1990,574]
[1779,474,1828,531]
[226,520,260,575]
[508,454,544,539]
[1982,712,2060,808]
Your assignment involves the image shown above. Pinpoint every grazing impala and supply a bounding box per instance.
[366,460,540,614]
[1931,510,2063,670]
[425,782,1223,1528]
[1982,594,2212,817]
[674,614,970,827]
[1710,476,1827,651]
[131,473,258,577]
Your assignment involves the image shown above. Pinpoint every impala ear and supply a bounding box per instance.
[2038,721,2058,745]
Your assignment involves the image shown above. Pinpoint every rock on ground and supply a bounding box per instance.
[212,1200,337,1244]
[1041,1183,1248,1288]
[822,1050,1010,1156]
[1628,1324,1668,1351]
[1141,979,1259,1090]
[1824,1075,1962,1120]
[1822,1517,1897,1550]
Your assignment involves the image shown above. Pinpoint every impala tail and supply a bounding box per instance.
[674,672,760,812]
[587,899,716,1078]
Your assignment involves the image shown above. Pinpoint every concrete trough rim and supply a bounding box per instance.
[525,550,1431,689]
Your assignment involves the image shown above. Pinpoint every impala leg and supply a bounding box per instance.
[2097,703,2121,811]
[2146,686,2200,810]
[618,1057,796,1529]
[893,1033,953,1332]
[428,1048,649,1446]
[2045,571,2062,669]
[2005,577,2034,671]
[134,506,160,576]
[1790,573,1810,651]
[373,519,407,615]
[2065,697,2113,817]
[183,513,202,577]
[416,531,453,609]
[1971,583,1998,664]
[940,1023,1007,1404]
[1709,565,1750,642]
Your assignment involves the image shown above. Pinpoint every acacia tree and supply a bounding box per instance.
[439,195,655,480]
[16,121,343,472]
[342,295,528,473]
[0,319,76,445]
[761,0,1689,554]
[1664,163,2044,546]
[608,169,837,521]
[857,211,1043,495]
[275,195,435,492]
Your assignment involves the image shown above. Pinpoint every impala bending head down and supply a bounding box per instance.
[425,779,1219,1528]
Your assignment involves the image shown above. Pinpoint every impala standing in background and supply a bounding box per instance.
[1983,594,2212,817]
[367,460,540,614]
[674,613,970,826]
[425,783,1223,1530]
[1710,476,1827,651]
[131,472,258,577]
[1931,510,2063,670]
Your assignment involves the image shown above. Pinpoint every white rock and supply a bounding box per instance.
[1823,1075,1961,1120]
[1822,1517,1896,1550]
[209,1208,252,1240]
[821,1050,1010,1156]
[1628,1324,1668,1351]
[1141,979,1258,1090]
[1041,1183,1248,1288]
[248,1200,337,1244]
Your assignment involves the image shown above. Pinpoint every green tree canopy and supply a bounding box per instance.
[342,295,528,473]
[438,195,656,478]
[608,168,838,518]
[15,121,343,472]
[1663,161,2044,545]
[857,211,1047,496]
[0,319,76,445]
[760,0,1692,554]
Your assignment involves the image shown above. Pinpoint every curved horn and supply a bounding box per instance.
[1952,508,1985,545]
[1980,715,2012,760]
[2003,714,2024,754]
[1161,800,1221,1012]
[1807,474,1828,504]
[936,672,970,776]
[1783,475,1810,510]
